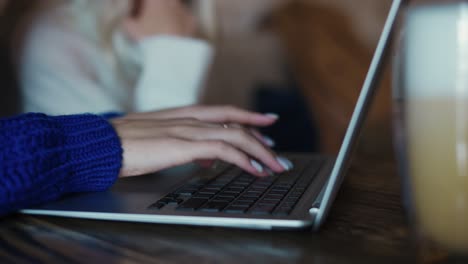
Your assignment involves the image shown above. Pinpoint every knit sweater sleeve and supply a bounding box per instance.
[0,113,123,215]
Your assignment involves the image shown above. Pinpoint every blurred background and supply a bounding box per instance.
[201,0,393,157]
[0,0,394,157]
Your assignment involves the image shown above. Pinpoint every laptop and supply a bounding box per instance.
[21,0,403,230]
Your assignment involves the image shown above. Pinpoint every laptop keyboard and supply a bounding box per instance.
[149,158,323,216]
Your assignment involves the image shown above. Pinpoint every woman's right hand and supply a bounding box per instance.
[111,106,293,178]
[123,0,197,42]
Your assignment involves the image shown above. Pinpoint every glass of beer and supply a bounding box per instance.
[393,1,468,256]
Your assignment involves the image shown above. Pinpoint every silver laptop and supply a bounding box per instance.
[21,0,403,230]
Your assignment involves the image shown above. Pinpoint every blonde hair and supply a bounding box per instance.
[59,0,142,93]
[67,0,129,46]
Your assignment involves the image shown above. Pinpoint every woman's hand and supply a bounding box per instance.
[111,105,292,178]
[123,0,197,42]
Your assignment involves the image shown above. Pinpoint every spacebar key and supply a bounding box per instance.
[176,198,207,211]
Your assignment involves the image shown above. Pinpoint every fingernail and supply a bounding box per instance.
[262,135,275,147]
[264,113,279,119]
[250,160,264,173]
[276,156,294,171]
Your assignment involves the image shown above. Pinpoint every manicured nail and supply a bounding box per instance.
[264,113,279,119]
[250,160,264,173]
[276,156,294,171]
[262,135,275,147]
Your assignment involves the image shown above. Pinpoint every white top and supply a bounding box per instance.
[19,8,213,115]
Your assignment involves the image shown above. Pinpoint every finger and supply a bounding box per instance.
[127,105,279,127]
[224,124,275,147]
[189,140,269,176]
[182,105,280,127]
[250,128,276,147]
[212,127,285,173]
[195,159,215,168]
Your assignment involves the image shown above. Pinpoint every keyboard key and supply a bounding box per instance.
[168,199,184,205]
[236,204,252,208]
[230,181,250,186]
[219,191,239,197]
[221,190,242,195]
[232,201,254,207]
[235,198,256,204]
[250,204,276,215]
[257,200,280,206]
[199,187,220,192]
[262,196,281,202]
[254,180,275,185]
[268,190,288,195]
[155,197,183,206]
[176,198,207,211]
[226,186,245,190]
[157,198,173,204]
[212,196,235,202]
[193,194,214,199]
[149,202,165,210]
[272,183,293,188]
[203,187,222,192]
[224,206,248,213]
[240,194,261,199]
[246,190,263,196]
[198,190,218,195]
[272,207,292,216]
[264,194,283,199]
[200,201,229,212]
[276,177,298,183]
[164,194,180,199]
[176,188,199,196]
[249,187,268,193]
[217,193,236,198]
[271,186,290,191]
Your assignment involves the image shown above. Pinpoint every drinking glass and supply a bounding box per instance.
[393,1,468,257]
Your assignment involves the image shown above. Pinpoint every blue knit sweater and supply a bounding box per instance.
[0,113,123,216]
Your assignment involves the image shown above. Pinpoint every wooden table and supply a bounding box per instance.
[2,156,460,263]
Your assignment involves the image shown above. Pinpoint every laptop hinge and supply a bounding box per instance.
[309,183,327,214]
